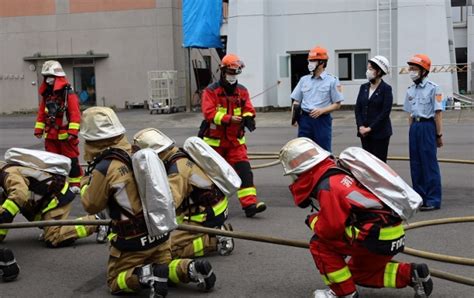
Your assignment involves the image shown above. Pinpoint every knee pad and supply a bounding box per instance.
[0,248,19,282]
[234,161,253,187]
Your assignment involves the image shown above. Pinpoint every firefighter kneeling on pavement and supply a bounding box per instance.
[34,60,83,193]
[200,53,266,217]
[133,128,234,259]
[0,148,106,248]
[279,138,433,298]
[79,107,217,297]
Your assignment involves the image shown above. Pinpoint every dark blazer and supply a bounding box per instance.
[355,80,393,139]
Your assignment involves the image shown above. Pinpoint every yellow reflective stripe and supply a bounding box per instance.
[213,197,228,216]
[326,266,352,284]
[214,107,227,125]
[189,213,206,222]
[384,262,399,288]
[108,232,117,241]
[2,199,20,216]
[176,214,185,224]
[237,187,256,198]
[168,260,181,284]
[233,107,242,116]
[80,184,89,197]
[68,177,82,184]
[203,137,220,147]
[35,122,45,129]
[214,111,226,125]
[321,275,331,285]
[58,133,69,140]
[238,137,246,145]
[379,225,405,241]
[74,217,87,238]
[0,229,8,236]
[193,237,204,257]
[68,122,80,130]
[345,226,360,240]
[61,181,69,194]
[42,198,58,214]
[310,216,319,231]
[242,112,253,117]
[117,271,134,292]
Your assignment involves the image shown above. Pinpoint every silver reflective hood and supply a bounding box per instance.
[183,137,242,197]
[132,148,177,237]
[338,147,422,220]
[5,148,71,176]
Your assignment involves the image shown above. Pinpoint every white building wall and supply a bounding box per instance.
[396,0,454,104]
[227,0,456,107]
[468,6,474,92]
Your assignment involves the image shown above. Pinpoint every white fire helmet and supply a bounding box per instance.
[369,55,390,75]
[80,107,126,141]
[133,128,175,154]
[41,60,66,77]
[279,137,331,176]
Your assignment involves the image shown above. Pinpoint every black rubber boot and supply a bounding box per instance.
[188,259,216,291]
[0,248,19,282]
[244,202,267,218]
[411,263,433,298]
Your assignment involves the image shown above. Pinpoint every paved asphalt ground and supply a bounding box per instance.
[0,109,473,297]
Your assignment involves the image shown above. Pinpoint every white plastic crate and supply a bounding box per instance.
[148,70,185,113]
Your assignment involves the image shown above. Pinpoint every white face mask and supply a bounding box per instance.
[366,70,376,81]
[409,71,420,82]
[225,74,238,85]
[45,77,55,85]
[308,61,318,72]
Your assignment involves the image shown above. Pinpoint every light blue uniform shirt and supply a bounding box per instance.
[291,71,344,112]
[403,78,444,118]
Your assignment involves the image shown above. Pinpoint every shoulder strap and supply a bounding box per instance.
[86,147,132,175]
[310,167,352,199]
[163,149,189,173]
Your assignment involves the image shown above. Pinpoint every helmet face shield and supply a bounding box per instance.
[279,138,331,176]
[133,128,174,154]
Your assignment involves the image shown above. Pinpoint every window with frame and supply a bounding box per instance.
[337,51,369,81]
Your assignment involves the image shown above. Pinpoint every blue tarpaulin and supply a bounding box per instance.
[182,0,222,48]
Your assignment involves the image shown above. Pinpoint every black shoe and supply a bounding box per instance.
[419,205,438,212]
[188,259,216,291]
[411,263,433,298]
[0,248,19,282]
[244,202,267,218]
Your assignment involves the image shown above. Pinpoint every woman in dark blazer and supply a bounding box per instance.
[355,56,393,162]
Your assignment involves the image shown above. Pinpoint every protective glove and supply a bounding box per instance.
[242,116,256,132]
[0,209,14,223]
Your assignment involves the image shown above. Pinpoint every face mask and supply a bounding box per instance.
[409,71,420,82]
[225,74,237,85]
[366,70,376,81]
[45,77,55,85]
[308,61,317,72]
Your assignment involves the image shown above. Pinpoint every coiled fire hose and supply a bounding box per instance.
[1,217,473,286]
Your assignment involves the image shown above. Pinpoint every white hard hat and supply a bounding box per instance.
[80,107,126,141]
[369,55,390,75]
[5,148,71,176]
[279,138,331,176]
[133,128,175,154]
[41,60,66,77]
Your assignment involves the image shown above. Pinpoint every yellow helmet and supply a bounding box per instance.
[133,128,175,154]
[80,107,126,141]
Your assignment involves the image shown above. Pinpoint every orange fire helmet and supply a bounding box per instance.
[407,54,431,72]
[221,54,245,74]
[308,46,329,61]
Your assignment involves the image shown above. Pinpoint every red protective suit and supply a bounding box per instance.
[34,77,83,187]
[289,158,412,296]
[201,82,258,209]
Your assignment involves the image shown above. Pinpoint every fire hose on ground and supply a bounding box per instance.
[1,216,473,286]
